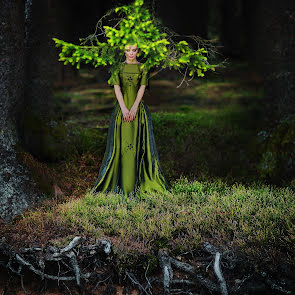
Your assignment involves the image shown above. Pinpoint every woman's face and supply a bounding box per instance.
[125,44,138,61]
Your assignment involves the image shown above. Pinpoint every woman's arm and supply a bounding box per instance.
[129,85,146,121]
[114,85,131,122]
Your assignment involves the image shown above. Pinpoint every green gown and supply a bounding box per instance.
[90,62,169,196]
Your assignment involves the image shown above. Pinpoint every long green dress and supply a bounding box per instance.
[90,62,169,196]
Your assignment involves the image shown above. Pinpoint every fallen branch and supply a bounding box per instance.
[214,252,228,295]
[158,249,173,293]
[152,278,197,287]
[203,241,219,255]
[14,254,78,281]
[4,236,112,290]
[67,251,81,286]
[53,236,83,258]
[260,271,292,294]
[1,237,294,295]
[91,275,112,293]
[125,271,152,295]
[203,241,228,295]
[170,257,219,293]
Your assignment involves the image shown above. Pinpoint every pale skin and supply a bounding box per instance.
[114,44,146,122]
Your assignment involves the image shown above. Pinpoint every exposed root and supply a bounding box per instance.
[158,249,173,293]
[125,271,152,295]
[170,257,219,293]
[203,241,228,294]
[260,271,293,294]
[214,252,228,295]
[1,238,293,295]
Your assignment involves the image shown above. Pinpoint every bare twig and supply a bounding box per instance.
[203,241,219,255]
[170,258,219,293]
[19,247,42,254]
[67,251,81,286]
[214,252,228,295]
[15,254,77,281]
[53,236,82,258]
[150,278,197,287]
[231,274,253,294]
[158,249,173,293]
[2,275,12,295]
[91,275,112,293]
[62,282,73,295]
[144,261,153,292]
[126,271,152,295]
[260,272,292,294]
[20,274,28,295]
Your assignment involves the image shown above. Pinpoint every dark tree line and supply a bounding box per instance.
[0,0,294,221]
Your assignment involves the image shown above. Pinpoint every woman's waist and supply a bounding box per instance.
[122,93,144,103]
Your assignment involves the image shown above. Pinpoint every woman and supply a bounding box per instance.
[90,44,169,196]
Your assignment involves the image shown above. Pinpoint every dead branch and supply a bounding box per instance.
[203,242,228,294]
[158,249,173,293]
[170,257,219,293]
[52,236,83,258]
[152,278,197,287]
[4,235,112,291]
[20,273,28,295]
[171,279,197,286]
[2,274,12,295]
[125,271,152,295]
[260,271,292,294]
[19,247,42,254]
[91,274,112,293]
[214,252,228,295]
[204,242,237,270]
[14,254,77,281]
[1,236,293,295]
[203,241,219,255]
[67,251,81,286]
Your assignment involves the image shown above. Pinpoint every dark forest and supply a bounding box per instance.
[0,0,295,294]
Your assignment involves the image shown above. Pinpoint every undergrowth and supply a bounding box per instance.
[12,177,295,264]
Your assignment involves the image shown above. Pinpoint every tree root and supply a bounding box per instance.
[158,249,173,293]
[1,238,293,294]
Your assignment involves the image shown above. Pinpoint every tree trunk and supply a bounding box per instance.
[0,0,40,222]
[261,0,295,121]
[220,0,244,57]
[242,0,261,64]
[23,0,57,119]
[21,0,70,162]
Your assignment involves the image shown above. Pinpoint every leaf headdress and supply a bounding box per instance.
[53,0,220,87]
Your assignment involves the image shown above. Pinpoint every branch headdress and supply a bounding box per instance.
[53,0,221,87]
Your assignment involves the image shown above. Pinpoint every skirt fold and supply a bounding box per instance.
[91,102,169,196]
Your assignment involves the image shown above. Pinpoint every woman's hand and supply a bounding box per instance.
[129,103,139,121]
[121,106,131,122]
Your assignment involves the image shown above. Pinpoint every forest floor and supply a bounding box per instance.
[1,59,295,294]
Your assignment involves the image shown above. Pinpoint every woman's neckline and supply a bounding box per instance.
[123,61,141,65]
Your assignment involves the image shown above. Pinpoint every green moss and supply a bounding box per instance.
[51,177,295,259]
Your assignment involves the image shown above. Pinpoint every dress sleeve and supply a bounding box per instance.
[111,71,120,86]
[140,66,149,87]
[108,64,122,87]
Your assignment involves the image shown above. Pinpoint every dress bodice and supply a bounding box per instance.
[121,63,142,90]
[112,62,149,109]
